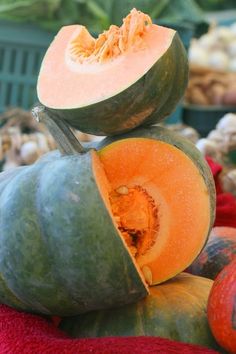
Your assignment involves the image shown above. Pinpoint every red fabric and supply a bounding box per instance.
[0,304,219,354]
[206,156,236,228]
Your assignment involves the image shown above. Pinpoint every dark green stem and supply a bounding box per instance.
[32,105,86,155]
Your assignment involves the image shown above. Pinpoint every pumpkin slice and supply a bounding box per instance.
[37,8,188,135]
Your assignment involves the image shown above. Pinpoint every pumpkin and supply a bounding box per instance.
[0,109,214,316]
[187,226,236,279]
[60,273,219,350]
[37,9,188,136]
[207,259,236,353]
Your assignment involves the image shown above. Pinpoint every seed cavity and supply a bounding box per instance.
[110,185,159,258]
[68,8,152,64]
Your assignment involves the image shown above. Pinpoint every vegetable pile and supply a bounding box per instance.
[189,22,236,72]
[185,66,236,106]
[0,8,235,353]
[186,22,236,106]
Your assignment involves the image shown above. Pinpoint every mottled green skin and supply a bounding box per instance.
[60,273,219,350]
[98,125,216,238]
[0,152,147,316]
[188,232,236,280]
[44,33,188,136]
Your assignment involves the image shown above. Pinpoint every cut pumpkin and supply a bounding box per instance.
[37,9,188,135]
[96,136,213,285]
[0,112,215,315]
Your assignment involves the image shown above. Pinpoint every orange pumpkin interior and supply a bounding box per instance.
[92,138,211,286]
[37,9,175,109]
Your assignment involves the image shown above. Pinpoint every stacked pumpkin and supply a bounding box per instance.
[0,8,233,353]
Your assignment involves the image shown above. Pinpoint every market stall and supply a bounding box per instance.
[0,2,235,353]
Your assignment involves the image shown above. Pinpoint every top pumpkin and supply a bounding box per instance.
[37,9,188,136]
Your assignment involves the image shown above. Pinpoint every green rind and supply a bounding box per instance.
[98,125,216,236]
[0,152,147,316]
[43,32,188,136]
[143,31,188,125]
[60,273,219,350]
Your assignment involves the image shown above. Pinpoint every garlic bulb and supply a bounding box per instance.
[188,44,209,67]
[20,141,40,165]
[189,22,236,72]
[208,50,229,70]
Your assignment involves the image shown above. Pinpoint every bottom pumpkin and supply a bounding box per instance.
[60,273,220,350]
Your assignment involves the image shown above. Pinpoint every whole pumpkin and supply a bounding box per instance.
[60,273,219,350]
[0,110,215,316]
[187,226,236,279]
[207,259,236,353]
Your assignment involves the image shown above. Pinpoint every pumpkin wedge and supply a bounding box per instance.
[60,273,219,350]
[37,9,188,135]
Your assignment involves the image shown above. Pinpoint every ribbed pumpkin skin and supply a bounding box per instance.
[0,152,147,316]
[188,227,236,280]
[207,259,236,353]
[60,273,219,350]
[98,125,216,233]
[47,33,188,136]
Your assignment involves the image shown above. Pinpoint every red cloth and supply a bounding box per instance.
[0,304,219,354]
[206,156,236,228]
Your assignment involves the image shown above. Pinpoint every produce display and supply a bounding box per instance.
[186,22,236,106]
[189,22,236,72]
[1,6,236,354]
[0,109,96,171]
[187,226,236,279]
[185,65,236,106]
[196,112,236,200]
[60,273,219,350]
[196,112,236,163]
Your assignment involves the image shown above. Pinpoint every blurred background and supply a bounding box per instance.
[0,0,236,181]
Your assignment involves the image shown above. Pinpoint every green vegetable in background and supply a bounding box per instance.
[0,0,207,36]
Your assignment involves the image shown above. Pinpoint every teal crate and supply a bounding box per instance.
[183,104,236,137]
[0,20,55,113]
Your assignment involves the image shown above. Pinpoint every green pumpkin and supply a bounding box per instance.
[0,109,215,317]
[60,273,219,350]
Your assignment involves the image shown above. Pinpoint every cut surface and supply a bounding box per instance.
[37,10,175,109]
[95,138,211,285]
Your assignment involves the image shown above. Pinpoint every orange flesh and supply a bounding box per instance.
[92,138,211,285]
[37,10,175,108]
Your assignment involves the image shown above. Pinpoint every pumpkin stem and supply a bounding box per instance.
[32,105,86,155]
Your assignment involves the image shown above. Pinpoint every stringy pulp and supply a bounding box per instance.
[69,8,152,64]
